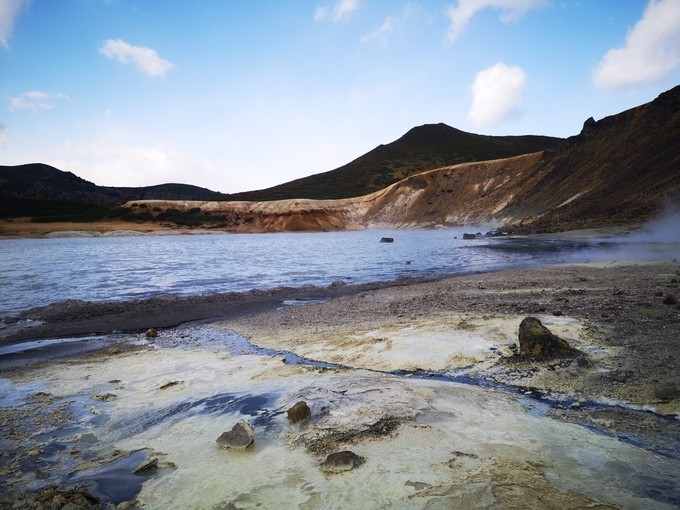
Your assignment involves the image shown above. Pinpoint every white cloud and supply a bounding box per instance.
[361,17,394,44]
[0,0,30,49]
[593,0,680,90]
[99,38,174,77]
[314,0,359,22]
[54,137,217,189]
[468,62,526,127]
[10,90,71,111]
[445,0,547,44]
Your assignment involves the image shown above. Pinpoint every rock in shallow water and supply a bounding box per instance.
[518,317,573,357]
[287,401,311,423]
[216,421,255,450]
[321,451,365,473]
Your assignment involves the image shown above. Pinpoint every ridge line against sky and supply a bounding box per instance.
[1,0,679,193]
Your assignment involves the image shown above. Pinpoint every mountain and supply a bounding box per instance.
[223,124,563,201]
[361,85,680,230]
[0,163,226,204]
[3,85,678,233]
[108,85,680,233]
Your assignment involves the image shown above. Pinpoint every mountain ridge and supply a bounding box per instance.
[0,163,226,204]
[1,85,678,234]
[223,123,563,201]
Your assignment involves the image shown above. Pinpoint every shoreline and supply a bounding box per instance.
[3,260,679,413]
[0,217,640,239]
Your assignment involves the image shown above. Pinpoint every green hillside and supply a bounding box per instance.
[225,123,563,201]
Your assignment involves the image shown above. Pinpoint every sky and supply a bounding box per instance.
[1,0,679,194]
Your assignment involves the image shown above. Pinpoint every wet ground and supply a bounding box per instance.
[1,262,680,508]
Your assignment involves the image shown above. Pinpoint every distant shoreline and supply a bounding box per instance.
[0,216,638,239]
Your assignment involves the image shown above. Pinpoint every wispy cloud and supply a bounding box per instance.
[468,62,526,127]
[55,135,218,189]
[0,0,31,49]
[593,0,680,90]
[361,17,394,44]
[445,0,547,44]
[314,0,360,22]
[99,38,175,77]
[0,121,7,148]
[10,90,71,111]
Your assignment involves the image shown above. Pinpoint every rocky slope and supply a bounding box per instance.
[124,85,679,232]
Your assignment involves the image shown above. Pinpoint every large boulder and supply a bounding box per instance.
[518,317,573,357]
[216,421,255,450]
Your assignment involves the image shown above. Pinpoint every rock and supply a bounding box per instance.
[518,317,573,357]
[91,393,117,402]
[216,421,255,449]
[654,382,679,401]
[379,237,394,243]
[133,457,158,473]
[287,401,311,423]
[145,328,158,338]
[655,291,664,297]
[663,294,678,305]
[462,233,477,240]
[321,451,365,473]
[159,381,181,390]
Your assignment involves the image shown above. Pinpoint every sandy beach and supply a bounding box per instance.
[1,260,680,508]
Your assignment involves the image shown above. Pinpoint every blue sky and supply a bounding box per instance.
[1,0,679,194]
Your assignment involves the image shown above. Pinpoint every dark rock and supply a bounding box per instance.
[159,381,182,390]
[654,383,679,401]
[287,401,311,423]
[91,393,117,402]
[462,233,477,240]
[216,421,255,449]
[518,317,573,357]
[133,457,159,473]
[655,291,664,297]
[379,237,394,243]
[553,310,563,316]
[663,294,678,305]
[321,451,365,473]
[145,328,158,338]
[582,116,597,133]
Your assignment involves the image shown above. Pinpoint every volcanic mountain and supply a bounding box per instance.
[2,85,678,233]
[224,124,562,201]
[110,85,680,233]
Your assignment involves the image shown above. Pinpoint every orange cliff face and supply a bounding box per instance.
[122,152,546,232]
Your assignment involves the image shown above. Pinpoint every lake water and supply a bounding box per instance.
[0,227,674,317]
[0,229,568,317]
